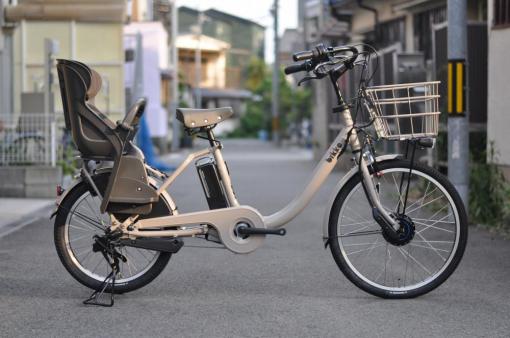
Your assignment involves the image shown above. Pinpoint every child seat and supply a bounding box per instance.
[57,59,158,215]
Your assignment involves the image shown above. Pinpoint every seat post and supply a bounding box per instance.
[206,128,217,147]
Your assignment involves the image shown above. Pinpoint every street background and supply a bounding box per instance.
[0,0,510,337]
[0,141,509,337]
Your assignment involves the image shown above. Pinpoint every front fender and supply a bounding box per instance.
[321,154,402,244]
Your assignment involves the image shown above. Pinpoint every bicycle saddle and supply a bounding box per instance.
[176,107,233,129]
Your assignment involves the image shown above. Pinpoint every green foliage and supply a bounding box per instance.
[245,57,267,92]
[229,57,312,138]
[57,144,78,176]
[469,142,510,232]
[229,103,267,138]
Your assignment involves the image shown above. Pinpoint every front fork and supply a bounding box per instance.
[342,111,401,237]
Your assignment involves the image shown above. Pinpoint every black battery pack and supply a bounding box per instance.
[195,158,230,209]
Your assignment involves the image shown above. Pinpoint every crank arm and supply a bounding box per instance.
[237,227,286,236]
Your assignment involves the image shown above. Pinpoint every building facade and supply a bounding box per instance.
[4,0,126,120]
[302,0,487,165]
[178,6,265,89]
[176,34,229,90]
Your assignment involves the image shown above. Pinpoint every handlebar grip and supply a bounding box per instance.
[284,62,310,75]
[124,97,147,127]
[293,50,314,62]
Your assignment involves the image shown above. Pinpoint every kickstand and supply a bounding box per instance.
[83,245,120,307]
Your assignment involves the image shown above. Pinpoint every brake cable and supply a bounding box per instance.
[396,140,418,215]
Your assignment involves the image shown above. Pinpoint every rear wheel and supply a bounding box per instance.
[328,160,468,298]
[54,174,173,293]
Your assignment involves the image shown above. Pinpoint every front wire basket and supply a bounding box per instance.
[364,81,440,140]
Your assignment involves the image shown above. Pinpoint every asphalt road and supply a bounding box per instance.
[1,140,509,337]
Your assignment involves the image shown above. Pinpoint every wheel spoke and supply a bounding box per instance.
[412,217,455,224]
[405,184,438,213]
[408,243,450,253]
[69,233,93,243]
[339,220,376,227]
[70,209,105,231]
[343,205,373,225]
[68,224,96,233]
[343,241,383,247]
[91,255,104,274]
[347,243,385,256]
[397,247,431,275]
[390,172,407,212]
[406,194,446,215]
[416,213,454,234]
[414,232,448,261]
[84,197,104,227]
[135,248,152,263]
[339,229,382,238]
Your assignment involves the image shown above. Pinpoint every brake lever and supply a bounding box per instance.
[297,70,329,86]
[297,75,317,86]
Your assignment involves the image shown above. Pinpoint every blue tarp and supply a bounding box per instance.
[136,115,174,172]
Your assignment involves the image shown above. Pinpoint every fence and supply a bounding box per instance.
[0,113,65,166]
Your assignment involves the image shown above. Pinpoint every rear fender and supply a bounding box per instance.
[50,177,85,219]
[50,168,177,219]
[321,154,402,246]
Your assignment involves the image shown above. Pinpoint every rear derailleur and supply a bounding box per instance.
[83,229,126,307]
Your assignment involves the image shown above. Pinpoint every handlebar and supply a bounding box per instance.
[284,44,359,75]
[284,61,312,75]
[292,50,314,62]
[292,45,358,62]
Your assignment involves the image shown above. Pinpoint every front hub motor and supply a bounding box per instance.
[382,214,415,246]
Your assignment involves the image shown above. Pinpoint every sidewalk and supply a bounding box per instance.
[0,198,54,238]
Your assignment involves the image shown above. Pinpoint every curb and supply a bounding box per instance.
[0,203,54,240]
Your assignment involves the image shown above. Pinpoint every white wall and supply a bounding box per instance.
[0,27,4,114]
[12,21,125,119]
[124,22,168,138]
[487,0,510,167]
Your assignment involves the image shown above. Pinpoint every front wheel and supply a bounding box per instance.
[328,159,467,298]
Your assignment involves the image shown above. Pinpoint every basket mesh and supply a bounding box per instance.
[365,81,440,140]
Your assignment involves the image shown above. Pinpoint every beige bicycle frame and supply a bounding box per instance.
[122,106,397,246]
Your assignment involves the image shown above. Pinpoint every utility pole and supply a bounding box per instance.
[0,5,14,119]
[44,39,58,166]
[133,32,144,102]
[170,0,180,151]
[447,0,469,208]
[271,0,280,145]
[0,0,4,116]
[194,10,205,109]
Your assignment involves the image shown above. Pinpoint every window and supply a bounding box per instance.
[363,18,406,50]
[379,18,406,48]
[494,0,510,27]
[413,6,447,60]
